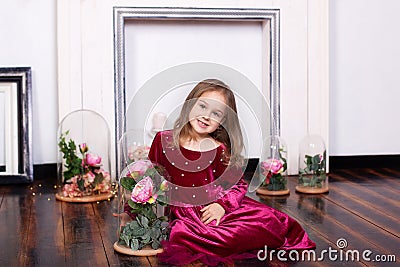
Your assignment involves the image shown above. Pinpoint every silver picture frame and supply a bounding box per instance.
[0,67,33,183]
[113,7,280,175]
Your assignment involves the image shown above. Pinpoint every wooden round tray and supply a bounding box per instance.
[55,192,114,203]
[295,186,329,194]
[113,242,163,256]
[256,187,290,196]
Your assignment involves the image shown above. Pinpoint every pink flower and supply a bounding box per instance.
[131,176,154,204]
[261,158,284,175]
[128,160,153,176]
[86,171,95,183]
[160,180,169,191]
[263,172,272,185]
[86,153,102,166]
[62,183,81,197]
[79,143,88,153]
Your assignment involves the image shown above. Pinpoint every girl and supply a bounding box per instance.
[148,79,315,266]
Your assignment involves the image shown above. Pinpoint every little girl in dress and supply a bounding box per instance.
[147,79,315,266]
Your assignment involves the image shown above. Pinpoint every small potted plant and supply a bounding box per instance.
[113,160,170,256]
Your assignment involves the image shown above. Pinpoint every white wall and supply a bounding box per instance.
[124,21,265,158]
[3,0,398,167]
[57,0,329,175]
[329,0,400,155]
[0,0,58,164]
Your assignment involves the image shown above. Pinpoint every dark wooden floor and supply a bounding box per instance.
[0,168,399,267]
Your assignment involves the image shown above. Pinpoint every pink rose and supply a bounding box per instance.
[261,158,284,175]
[63,183,81,197]
[86,153,102,166]
[79,143,88,153]
[86,171,95,183]
[131,176,154,203]
[128,160,153,176]
[160,180,169,191]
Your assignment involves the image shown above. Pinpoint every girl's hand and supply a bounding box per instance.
[200,203,225,226]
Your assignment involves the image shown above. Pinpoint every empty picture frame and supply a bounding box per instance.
[0,67,33,183]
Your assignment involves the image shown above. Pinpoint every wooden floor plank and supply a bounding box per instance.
[62,202,110,267]
[326,176,399,237]
[375,168,400,182]
[23,183,66,267]
[1,168,399,267]
[281,177,398,266]
[91,198,152,267]
[0,185,32,267]
[338,170,400,200]
[256,194,366,267]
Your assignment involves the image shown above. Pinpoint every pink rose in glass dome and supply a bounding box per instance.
[131,176,155,204]
[86,153,102,166]
[79,143,88,153]
[261,158,284,175]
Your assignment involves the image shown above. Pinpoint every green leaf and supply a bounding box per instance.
[151,240,161,250]
[140,215,149,228]
[156,195,168,205]
[120,177,137,190]
[144,167,157,178]
[142,233,151,243]
[131,227,146,237]
[130,239,139,250]
[93,172,104,186]
[77,177,85,191]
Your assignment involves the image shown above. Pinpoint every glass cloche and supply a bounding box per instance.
[296,134,329,194]
[113,130,168,255]
[256,135,290,196]
[56,109,114,202]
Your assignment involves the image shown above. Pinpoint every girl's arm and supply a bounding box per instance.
[214,167,248,214]
[148,131,163,165]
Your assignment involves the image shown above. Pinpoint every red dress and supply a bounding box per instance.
[149,131,315,266]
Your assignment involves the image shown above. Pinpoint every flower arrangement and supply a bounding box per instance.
[127,144,150,163]
[298,151,326,188]
[58,131,111,197]
[117,160,169,251]
[260,154,287,191]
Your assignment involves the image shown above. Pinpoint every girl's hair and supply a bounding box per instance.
[173,79,244,166]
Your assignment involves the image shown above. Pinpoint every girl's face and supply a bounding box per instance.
[188,90,227,138]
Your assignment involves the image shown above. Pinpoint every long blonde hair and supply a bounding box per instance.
[173,79,244,166]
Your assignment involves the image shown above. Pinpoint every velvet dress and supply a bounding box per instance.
[148,131,315,266]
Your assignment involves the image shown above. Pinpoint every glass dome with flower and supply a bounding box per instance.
[296,134,329,194]
[113,131,170,256]
[56,109,114,202]
[114,161,170,255]
[256,135,290,196]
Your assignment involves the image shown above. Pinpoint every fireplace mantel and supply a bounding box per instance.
[57,0,329,176]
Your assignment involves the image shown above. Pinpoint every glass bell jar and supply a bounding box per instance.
[56,109,114,202]
[256,135,290,196]
[113,130,168,256]
[296,134,329,194]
